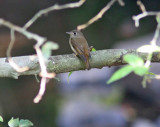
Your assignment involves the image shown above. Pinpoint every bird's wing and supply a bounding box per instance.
[71,38,89,61]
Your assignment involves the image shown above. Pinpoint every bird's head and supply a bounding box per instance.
[66,30,84,38]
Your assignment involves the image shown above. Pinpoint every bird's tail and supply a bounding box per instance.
[79,53,91,70]
[85,57,91,70]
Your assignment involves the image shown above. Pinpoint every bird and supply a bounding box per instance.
[66,30,91,70]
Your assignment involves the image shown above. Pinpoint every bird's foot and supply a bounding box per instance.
[89,46,93,51]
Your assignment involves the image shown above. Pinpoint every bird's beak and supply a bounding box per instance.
[66,32,71,35]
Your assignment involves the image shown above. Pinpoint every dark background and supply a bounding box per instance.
[0,0,160,127]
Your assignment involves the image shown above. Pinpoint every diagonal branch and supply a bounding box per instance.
[77,0,124,30]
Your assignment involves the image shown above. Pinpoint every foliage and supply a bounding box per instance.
[0,116,3,122]
[42,41,59,59]
[91,48,96,52]
[67,71,73,83]
[107,54,150,84]
[0,116,33,127]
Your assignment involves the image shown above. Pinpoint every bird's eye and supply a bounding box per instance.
[73,32,77,35]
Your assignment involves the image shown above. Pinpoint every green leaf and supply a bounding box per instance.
[8,118,33,127]
[91,48,96,52]
[8,118,19,127]
[67,71,73,83]
[137,45,160,53]
[123,54,144,66]
[42,41,59,59]
[133,66,148,76]
[107,65,133,84]
[19,119,33,127]
[156,14,160,23]
[0,116,3,122]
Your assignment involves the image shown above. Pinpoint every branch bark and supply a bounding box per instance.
[0,49,160,79]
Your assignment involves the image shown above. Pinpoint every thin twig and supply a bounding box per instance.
[7,29,15,57]
[34,45,55,79]
[117,0,125,6]
[144,21,160,68]
[133,12,160,27]
[133,1,160,67]
[133,0,160,84]
[151,20,160,45]
[0,19,46,44]
[133,0,160,27]
[23,0,86,29]
[7,29,29,72]
[33,77,47,103]
[77,0,124,30]
[137,0,146,13]
[0,18,56,102]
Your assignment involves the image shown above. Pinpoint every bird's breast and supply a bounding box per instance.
[69,38,77,54]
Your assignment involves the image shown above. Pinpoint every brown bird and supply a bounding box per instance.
[66,30,91,70]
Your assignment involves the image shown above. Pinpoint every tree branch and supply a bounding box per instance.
[0,49,159,79]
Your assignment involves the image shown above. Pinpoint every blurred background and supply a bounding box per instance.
[0,0,160,126]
